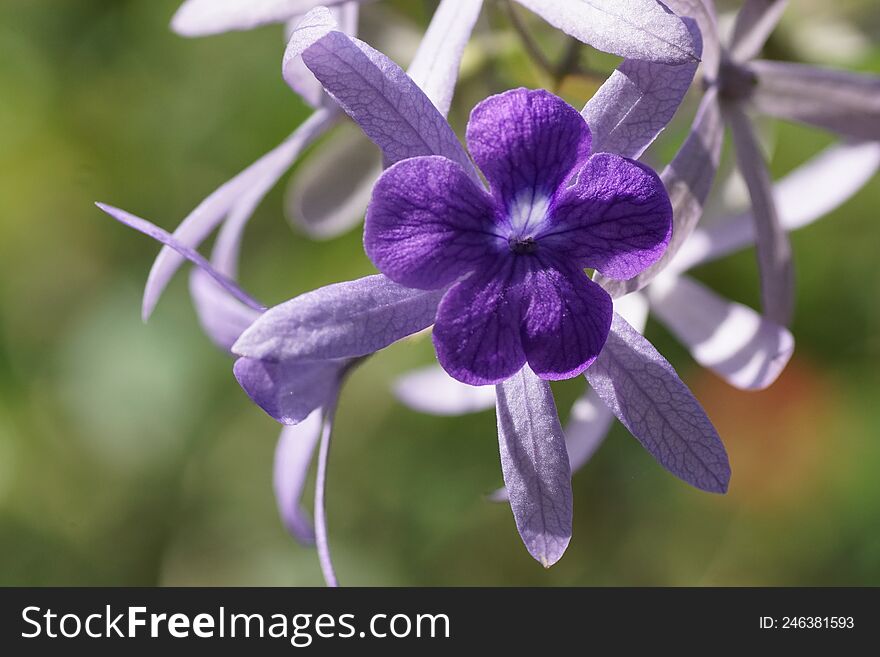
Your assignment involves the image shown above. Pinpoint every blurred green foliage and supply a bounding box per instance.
[0,0,878,586]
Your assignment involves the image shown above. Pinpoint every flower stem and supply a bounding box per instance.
[554,38,583,91]
[503,0,554,83]
[314,393,340,587]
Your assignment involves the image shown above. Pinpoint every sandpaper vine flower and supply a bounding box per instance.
[102,3,735,581]
[224,9,730,572]
[364,88,672,385]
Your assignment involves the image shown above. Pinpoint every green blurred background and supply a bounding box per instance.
[1,0,878,586]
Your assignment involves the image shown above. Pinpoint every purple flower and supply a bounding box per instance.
[224,13,733,569]
[232,87,728,572]
[364,88,672,385]
[101,3,712,577]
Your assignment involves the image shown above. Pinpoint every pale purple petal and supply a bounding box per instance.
[466,88,591,212]
[233,275,444,362]
[738,141,880,233]
[233,357,342,425]
[284,3,359,109]
[545,153,672,280]
[565,290,650,471]
[649,274,794,390]
[597,88,724,296]
[189,271,262,351]
[495,367,572,567]
[283,4,339,60]
[285,125,381,239]
[512,0,700,64]
[364,156,500,290]
[749,60,880,140]
[662,0,721,75]
[584,313,731,493]
[274,411,323,544]
[286,12,476,176]
[188,181,264,351]
[105,194,262,352]
[564,390,616,475]
[671,141,880,272]
[393,365,496,416]
[727,102,794,326]
[96,203,265,313]
[520,265,612,380]
[284,27,325,110]
[564,292,650,472]
[728,0,789,63]
[582,18,701,159]
[172,0,348,37]
[407,0,483,117]
[614,291,651,334]
[209,179,259,279]
[143,109,336,320]
[433,263,527,386]
[492,292,648,503]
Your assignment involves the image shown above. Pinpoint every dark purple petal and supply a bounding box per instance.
[274,412,323,545]
[749,60,880,141]
[287,12,477,177]
[407,0,483,117]
[233,275,444,362]
[233,357,342,425]
[520,264,612,380]
[728,0,789,63]
[364,156,501,290]
[544,153,672,280]
[597,89,724,296]
[584,314,731,493]
[512,0,700,64]
[433,262,527,386]
[495,367,572,567]
[727,103,794,326]
[466,88,591,213]
[582,17,701,159]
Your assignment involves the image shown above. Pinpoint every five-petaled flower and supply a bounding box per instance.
[364,88,672,386]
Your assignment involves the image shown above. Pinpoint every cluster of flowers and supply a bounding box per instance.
[99,0,880,585]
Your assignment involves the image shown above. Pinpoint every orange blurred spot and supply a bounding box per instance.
[690,357,837,512]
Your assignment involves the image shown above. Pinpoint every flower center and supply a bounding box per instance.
[508,236,538,254]
[508,191,552,233]
[715,59,757,101]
